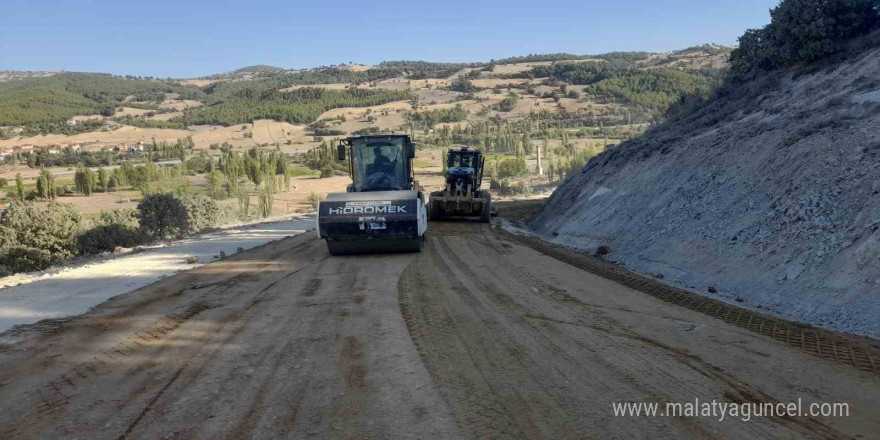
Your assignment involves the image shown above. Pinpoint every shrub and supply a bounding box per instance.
[186,155,212,174]
[320,164,335,178]
[494,179,532,196]
[77,208,143,254]
[177,194,220,234]
[496,157,528,179]
[78,223,143,254]
[214,203,239,226]
[0,246,54,274]
[0,202,84,272]
[307,192,326,210]
[450,78,477,93]
[497,96,518,112]
[510,181,533,197]
[138,193,223,239]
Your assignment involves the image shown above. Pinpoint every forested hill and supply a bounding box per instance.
[0,45,733,132]
[207,65,286,79]
[0,73,206,126]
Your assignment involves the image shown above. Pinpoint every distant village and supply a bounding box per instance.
[0,142,147,162]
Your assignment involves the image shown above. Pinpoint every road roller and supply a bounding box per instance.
[317,134,427,255]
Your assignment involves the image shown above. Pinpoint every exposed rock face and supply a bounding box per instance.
[529,48,880,337]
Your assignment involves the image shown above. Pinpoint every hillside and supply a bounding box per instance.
[208,64,286,79]
[0,47,729,131]
[528,47,880,337]
[0,70,58,83]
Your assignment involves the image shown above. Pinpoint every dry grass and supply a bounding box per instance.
[149,111,183,121]
[160,99,203,110]
[0,125,192,150]
[280,83,351,92]
[471,78,532,88]
[180,79,221,87]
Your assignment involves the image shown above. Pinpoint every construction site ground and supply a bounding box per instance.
[0,200,878,439]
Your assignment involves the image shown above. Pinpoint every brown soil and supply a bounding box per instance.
[0,201,877,439]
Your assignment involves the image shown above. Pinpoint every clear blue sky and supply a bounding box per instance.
[1,0,779,78]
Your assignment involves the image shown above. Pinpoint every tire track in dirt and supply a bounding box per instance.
[116,366,187,440]
[0,235,326,440]
[493,226,880,375]
[399,235,580,439]
[401,224,859,439]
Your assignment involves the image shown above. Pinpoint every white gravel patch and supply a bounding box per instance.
[0,215,316,334]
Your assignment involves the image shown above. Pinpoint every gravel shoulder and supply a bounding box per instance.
[0,215,315,336]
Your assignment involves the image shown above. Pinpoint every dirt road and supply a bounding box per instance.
[0,202,878,439]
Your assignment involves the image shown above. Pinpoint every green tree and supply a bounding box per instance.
[206,169,225,200]
[730,0,880,76]
[74,165,95,196]
[137,193,188,239]
[237,188,250,216]
[100,104,116,117]
[15,173,25,201]
[97,167,108,192]
[258,184,274,218]
[36,168,56,200]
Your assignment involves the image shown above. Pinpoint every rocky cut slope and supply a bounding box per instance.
[528,48,880,337]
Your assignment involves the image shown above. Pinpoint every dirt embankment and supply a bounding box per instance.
[528,48,880,337]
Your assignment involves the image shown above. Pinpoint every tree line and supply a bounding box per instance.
[180,87,413,126]
[407,104,469,130]
[730,0,880,78]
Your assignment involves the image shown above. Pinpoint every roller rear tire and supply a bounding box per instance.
[326,237,424,255]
